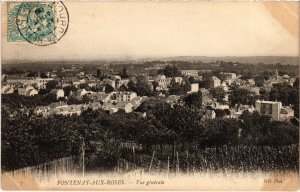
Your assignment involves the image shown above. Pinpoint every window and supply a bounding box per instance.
[261,103,272,115]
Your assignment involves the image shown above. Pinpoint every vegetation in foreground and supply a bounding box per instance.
[2,94,298,172]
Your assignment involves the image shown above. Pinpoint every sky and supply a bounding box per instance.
[2,2,299,62]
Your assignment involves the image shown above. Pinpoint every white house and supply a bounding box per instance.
[187,83,199,93]
[116,91,137,102]
[18,86,38,97]
[155,75,168,90]
[1,86,14,94]
[102,102,134,114]
[76,89,88,98]
[220,72,237,80]
[166,77,183,86]
[255,100,294,121]
[180,70,198,76]
[50,89,65,99]
[210,76,221,88]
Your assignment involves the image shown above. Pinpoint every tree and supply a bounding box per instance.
[259,88,269,101]
[239,111,298,146]
[169,85,184,95]
[199,118,239,147]
[118,84,128,92]
[214,109,227,118]
[81,108,99,128]
[293,77,299,89]
[182,92,202,109]
[79,83,91,91]
[1,113,84,171]
[82,95,93,104]
[135,97,167,113]
[183,78,191,93]
[40,73,48,78]
[254,76,264,87]
[188,76,195,84]
[119,67,129,78]
[152,81,159,91]
[270,83,298,107]
[63,86,77,97]
[136,76,153,96]
[104,84,114,93]
[127,81,137,92]
[229,87,258,107]
[210,87,226,103]
[163,65,181,77]
[46,80,59,91]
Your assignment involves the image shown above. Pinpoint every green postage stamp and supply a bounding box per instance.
[7,1,69,46]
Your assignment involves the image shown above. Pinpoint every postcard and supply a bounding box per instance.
[1,1,299,191]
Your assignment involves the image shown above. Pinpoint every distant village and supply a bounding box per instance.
[1,62,298,123]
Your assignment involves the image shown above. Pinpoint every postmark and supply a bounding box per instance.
[7,1,69,46]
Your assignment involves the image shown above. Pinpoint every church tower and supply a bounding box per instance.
[275,68,279,80]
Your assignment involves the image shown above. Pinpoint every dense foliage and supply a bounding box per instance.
[2,94,298,172]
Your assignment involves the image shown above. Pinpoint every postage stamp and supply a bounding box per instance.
[7,1,69,46]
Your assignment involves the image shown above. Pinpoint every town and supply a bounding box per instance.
[1,60,299,174]
[1,62,298,121]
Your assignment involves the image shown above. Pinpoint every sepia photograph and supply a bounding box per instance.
[1,1,299,191]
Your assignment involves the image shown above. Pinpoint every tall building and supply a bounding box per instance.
[275,69,279,80]
[210,76,221,88]
[255,100,282,121]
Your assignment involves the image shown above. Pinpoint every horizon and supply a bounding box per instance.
[2,55,299,66]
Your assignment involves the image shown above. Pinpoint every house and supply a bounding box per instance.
[18,86,38,97]
[210,76,221,88]
[246,79,255,86]
[102,102,134,114]
[110,75,122,81]
[187,83,199,93]
[210,102,229,110]
[220,82,229,92]
[204,109,216,119]
[255,100,294,121]
[1,86,14,94]
[91,92,114,103]
[220,72,237,80]
[49,101,68,108]
[116,91,137,102]
[53,104,84,116]
[86,80,101,88]
[166,77,183,86]
[200,88,213,105]
[240,86,260,95]
[34,78,54,89]
[76,89,88,98]
[103,79,116,89]
[83,102,102,111]
[115,102,134,113]
[62,77,80,87]
[50,89,65,99]
[35,101,101,117]
[131,96,143,109]
[279,106,295,121]
[6,76,34,88]
[230,105,255,119]
[180,70,198,76]
[116,79,130,89]
[155,75,168,90]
